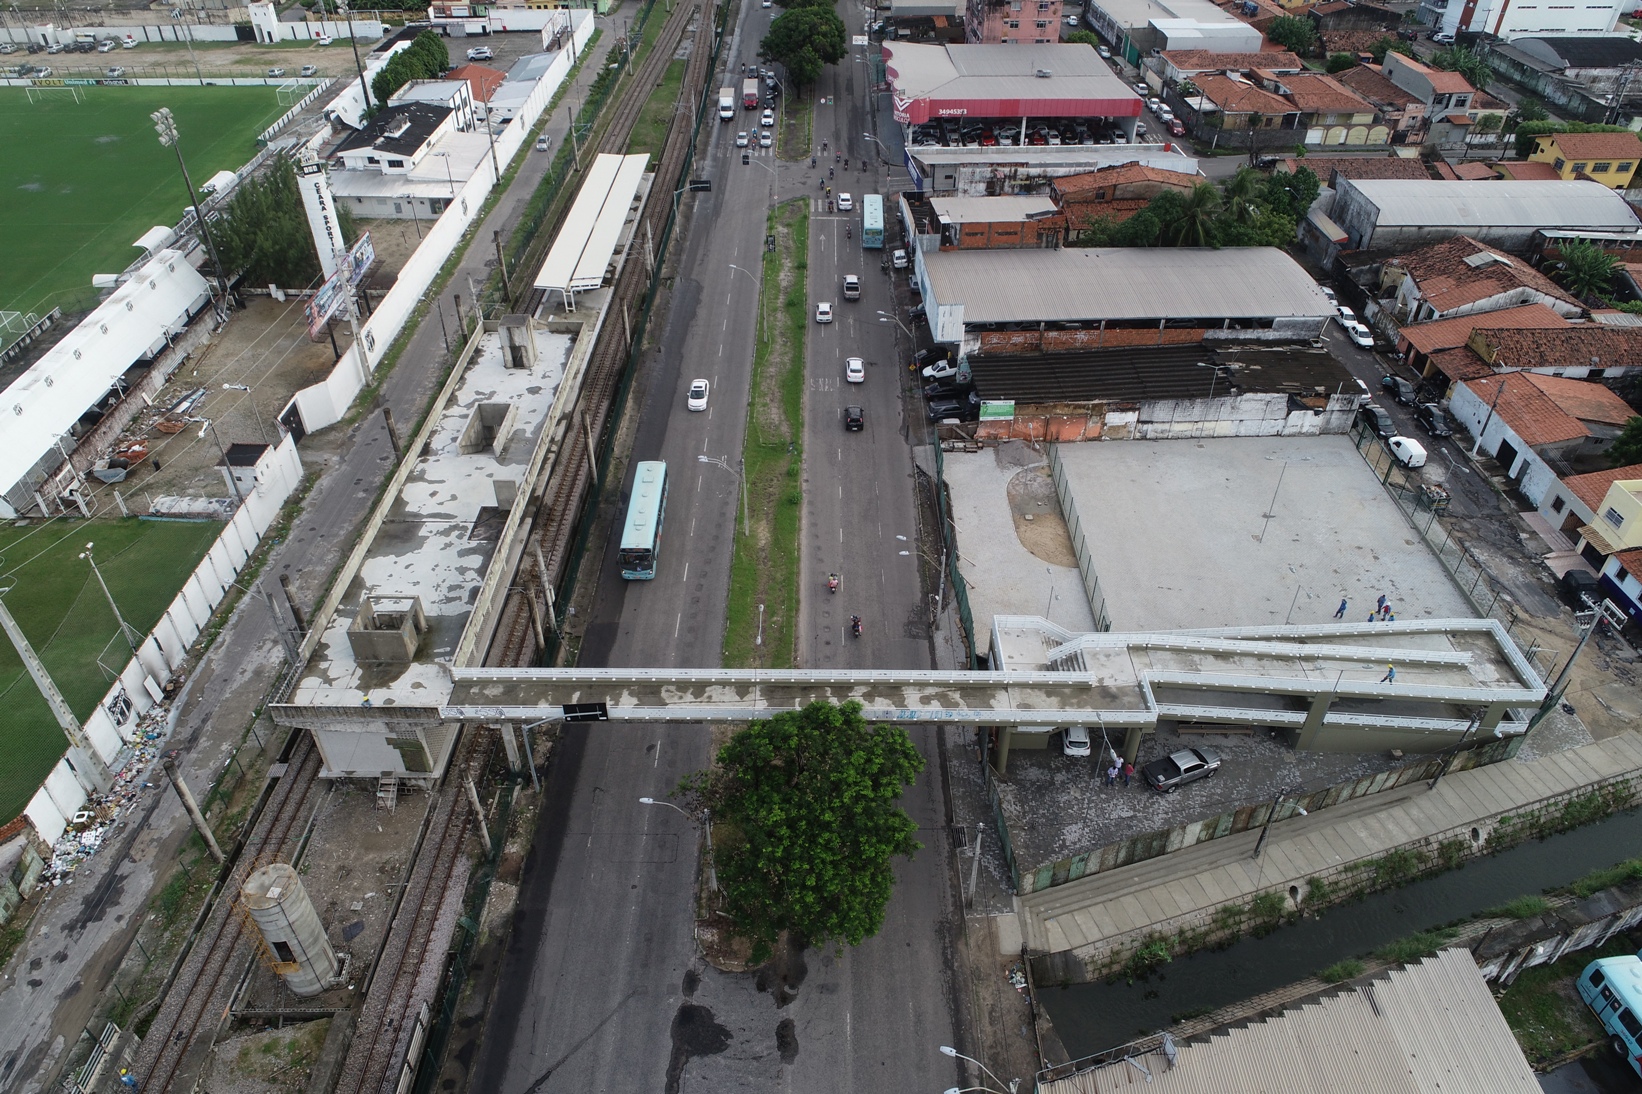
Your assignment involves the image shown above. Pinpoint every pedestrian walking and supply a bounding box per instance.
[1376,594,1387,612]
[1105,761,1119,787]
[1122,761,1135,787]
[1380,663,1396,683]
[1334,598,1348,619]
[1368,613,1377,622]
[1380,604,1392,620]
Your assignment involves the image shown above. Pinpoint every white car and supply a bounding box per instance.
[1158,109,1175,124]
[845,356,865,383]
[687,378,709,411]
[1320,285,1338,304]
[1336,304,1356,323]
[761,108,774,127]
[1147,97,1164,113]
[1066,14,1081,25]
[759,130,772,147]
[467,45,493,61]
[267,66,286,77]
[735,130,749,147]
[1344,321,1375,349]
[1098,46,1111,59]
[837,192,854,211]
[922,358,960,380]
[1062,726,1092,757]
[891,248,908,269]
[1388,436,1428,468]
[316,34,334,45]
[816,302,833,323]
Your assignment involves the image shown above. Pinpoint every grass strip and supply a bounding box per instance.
[628,58,687,160]
[776,96,813,162]
[723,199,808,668]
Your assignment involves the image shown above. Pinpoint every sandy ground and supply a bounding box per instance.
[204,1019,330,1094]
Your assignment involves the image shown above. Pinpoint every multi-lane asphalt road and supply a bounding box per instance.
[471,3,965,1092]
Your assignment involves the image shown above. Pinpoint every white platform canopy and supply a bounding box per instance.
[532,152,649,308]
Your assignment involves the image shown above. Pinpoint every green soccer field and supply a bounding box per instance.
[0,518,223,824]
[0,86,285,317]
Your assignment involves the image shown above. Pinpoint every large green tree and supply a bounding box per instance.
[372,30,451,107]
[1367,36,1413,64]
[1266,15,1317,55]
[1430,45,1491,92]
[1160,184,1223,246]
[1609,417,1642,467]
[213,154,359,287]
[761,6,847,88]
[680,700,923,959]
[1552,238,1621,299]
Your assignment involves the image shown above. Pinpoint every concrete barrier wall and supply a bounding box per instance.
[21,434,304,845]
[283,10,591,435]
[0,19,383,46]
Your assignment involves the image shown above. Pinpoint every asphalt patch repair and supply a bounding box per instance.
[665,1003,731,1094]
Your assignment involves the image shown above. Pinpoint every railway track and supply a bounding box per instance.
[489,0,719,666]
[134,733,324,1092]
[330,760,476,1094]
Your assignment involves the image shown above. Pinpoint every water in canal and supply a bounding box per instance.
[1040,807,1642,1057]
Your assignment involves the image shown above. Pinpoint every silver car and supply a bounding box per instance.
[1141,747,1221,792]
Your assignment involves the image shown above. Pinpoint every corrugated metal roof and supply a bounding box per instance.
[1041,949,1540,1094]
[922,246,1333,322]
[1342,179,1641,230]
[929,195,1058,222]
[886,42,1140,120]
[532,153,648,295]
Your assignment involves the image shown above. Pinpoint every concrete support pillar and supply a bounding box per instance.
[1121,725,1143,764]
[164,757,225,863]
[498,722,521,773]
[1480,701,1510,738]
[1296,692,1332,751]
[992,726,1012,775]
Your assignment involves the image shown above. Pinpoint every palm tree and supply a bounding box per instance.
[1221,168,1261,224]
[1164,184,1223,246]
[1554,239,1620,300]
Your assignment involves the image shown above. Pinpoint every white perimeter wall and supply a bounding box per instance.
[0,20,383,45]
[284,8,593,434]
[23,435,304,845]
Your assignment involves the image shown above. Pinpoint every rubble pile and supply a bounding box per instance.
[42,706,171,885]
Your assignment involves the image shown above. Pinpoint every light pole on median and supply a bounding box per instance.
[698,454,748,537]
[639,797,718,892]
[877,311,912,339]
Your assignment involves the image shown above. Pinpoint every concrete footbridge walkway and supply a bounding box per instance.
[271,616,1547,779]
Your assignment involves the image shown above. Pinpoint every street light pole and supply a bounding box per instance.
[939,1046,1018,1094]
[80,542,142,652]
[337,0,370,116]
[639,797,718,891]
[152,108,230,320]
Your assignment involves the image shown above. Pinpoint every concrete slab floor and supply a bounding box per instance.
[1053,435,1476,630]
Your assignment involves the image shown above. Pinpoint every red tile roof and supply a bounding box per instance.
[1543,131,1642,161]
[1335,64,1422,109]
[446,63,506,103]
[1497,161,1564,181]
[1523,372,1635,426]
[1278,72,1376,114]
[1386,235,1581,314]
[1471,324,1642,372]
[1399,303,1571,355]
[1281,154,1430,181]
[1194,73,1297,115]
[1429,346,1493,381]
[1452,162,1498,180]
[1053,162,1200,196]
[1562,464,1642,512]
[1163,49,1304,72]
[1461,373,1589,446]
[1392,52,1475,94]
[1614,546,1642,575]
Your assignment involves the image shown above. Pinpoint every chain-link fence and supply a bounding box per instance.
[931,441,978,668]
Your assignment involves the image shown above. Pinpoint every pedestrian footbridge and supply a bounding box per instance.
[270,616,1547,779]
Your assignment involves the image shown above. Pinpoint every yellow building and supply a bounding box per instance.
[1528,130,1642,189]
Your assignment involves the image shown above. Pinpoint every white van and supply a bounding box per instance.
[1388,436,1427,468]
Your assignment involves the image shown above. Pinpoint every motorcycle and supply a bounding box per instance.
[850,615,863,637]
[827,200,834,213]
[827,573,840,593]
[829,166,835,179]
[846,225,852,240]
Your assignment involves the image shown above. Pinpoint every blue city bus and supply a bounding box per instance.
[618,460,668,580]
[1577,953,1642,1078]
[861,194,884,249]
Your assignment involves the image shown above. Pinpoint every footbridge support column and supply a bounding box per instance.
[991,726,1012,775]
[1121,726,1143,764]
[1297,691,1333,751]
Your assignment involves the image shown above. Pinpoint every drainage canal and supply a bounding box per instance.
[1040,806,1642,1056]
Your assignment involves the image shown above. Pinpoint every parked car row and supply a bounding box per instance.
[908,116,1136,148]
[1060,731,1225,793]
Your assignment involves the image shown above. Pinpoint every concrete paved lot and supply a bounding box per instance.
[1055,435,1475,630]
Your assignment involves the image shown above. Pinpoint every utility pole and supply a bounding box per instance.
[152,107,231,321]
[163,756,225,863]
[0,593,113,793]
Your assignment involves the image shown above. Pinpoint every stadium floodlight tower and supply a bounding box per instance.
[151,107,232,321]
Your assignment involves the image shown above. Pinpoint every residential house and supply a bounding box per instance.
[1159,49,1303,82]
[1278,154,1431,185]
[1052,161,1200,229]
[1336,64,1427,136]
[332,102,456,174]
[1528,130,1642,190]
[901,192,1068,249]
[967,0,1063,44]
[1538,462,1642,542]
[1449,371,1634,507]
[1268,71,1383,146]
[1396,303,1573,376]
[1188,72,1300,131]
[1564,471,1642,624]
[388,78,478,132]
[1381,52,1475,118]
[1378,235,1585,325]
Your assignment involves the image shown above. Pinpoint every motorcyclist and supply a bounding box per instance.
[850,615,862,636]
[829,165,834,179]
[846,224,852,239]
[828,573,840,592]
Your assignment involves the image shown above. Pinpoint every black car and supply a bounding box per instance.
[1381,374,1418,405]
[1414,402,1453,438]
[1559,568,1600,609]
[1359,403,1396,439]
[923,379,972,400]
[844,405,864,431]
[927,398,977,421]
[1141,747,1222,792]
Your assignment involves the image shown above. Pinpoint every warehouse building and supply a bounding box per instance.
[1328,178,1641,254]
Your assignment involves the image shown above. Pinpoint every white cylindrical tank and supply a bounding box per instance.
[240,862,339,997]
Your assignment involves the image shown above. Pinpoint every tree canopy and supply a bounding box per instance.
[679,700,923,959]
[213,154,359,288]
[1070,167,1318,250]
[1065,29,1101,47]
[1552,239,1621,300]
[761,6,847,88]
[1429,45,1491,92]
[372,30,450,107]
[1326,52,1357,73]
[1609,417,1642,467]
[1266,15,1317,55]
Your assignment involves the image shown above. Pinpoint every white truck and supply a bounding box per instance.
[718,86,735,121]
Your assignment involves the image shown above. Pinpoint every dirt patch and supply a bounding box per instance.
[204,1018,329,1094]
[1007,467,1077,568]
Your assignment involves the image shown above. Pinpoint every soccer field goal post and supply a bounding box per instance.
[277,79,302,105]
[24,84,84,105]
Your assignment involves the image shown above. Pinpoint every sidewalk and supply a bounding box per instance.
[0,20,624,1094]
[1020,731,1642,969]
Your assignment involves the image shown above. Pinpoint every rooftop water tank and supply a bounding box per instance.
[240,862,339,997]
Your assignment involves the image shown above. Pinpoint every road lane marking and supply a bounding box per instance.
[683,561,690,583]
[674,614,681,640]
[690,516,697,537]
